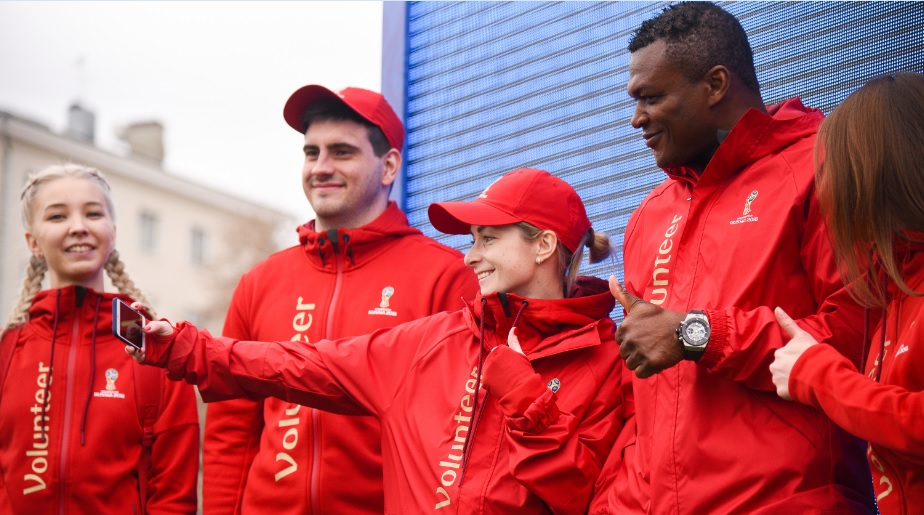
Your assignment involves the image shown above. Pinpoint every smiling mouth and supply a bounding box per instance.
[477,270,493,280]
[643,132,661,148]
[310,180,345,189]
[66,244,94,253]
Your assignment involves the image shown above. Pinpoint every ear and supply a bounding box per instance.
[380,148,402,187]
[24,231,40,255]
[536,230,559,262]
[703,65,731,107]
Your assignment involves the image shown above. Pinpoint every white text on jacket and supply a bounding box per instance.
[651,214,683,305]
[24,362,51,495]
[276,296,316,481]
[435,366,479,510]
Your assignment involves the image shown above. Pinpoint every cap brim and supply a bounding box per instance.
[428,202,522,235]
[283,85,342,133]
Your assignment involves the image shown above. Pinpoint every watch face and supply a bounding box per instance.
[683,320,710,347]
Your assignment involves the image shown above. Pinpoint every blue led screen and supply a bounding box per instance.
[400,1,924,286]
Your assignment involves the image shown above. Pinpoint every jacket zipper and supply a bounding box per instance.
[458,391,489,489]
[58,310,81,514]
[309,249,344,514]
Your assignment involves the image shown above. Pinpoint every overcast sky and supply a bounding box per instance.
[0,1,384,221]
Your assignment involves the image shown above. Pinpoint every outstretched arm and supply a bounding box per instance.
[128,311,444,418]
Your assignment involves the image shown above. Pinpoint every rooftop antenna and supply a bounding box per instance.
[67,54,95,143]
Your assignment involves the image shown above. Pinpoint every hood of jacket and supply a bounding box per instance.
[466,276,616,358]
[296,201,422,271]
[889,231,924,260]
[27,286,128,344]
[873,231,924,306]
[665,98,824,187]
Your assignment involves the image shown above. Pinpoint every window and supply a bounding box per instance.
[190,227,208,265]
[139,212,159,254]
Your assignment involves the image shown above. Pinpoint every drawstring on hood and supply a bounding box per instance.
[315,229,356,267]
[298,202,418,270]
[874,271,889,382]
[42,290,62,441]
[80,295,101,445]
[509,298,529,330]
[861,256,873,375]
[39,287,105,444]
[342,233,354,264]
[458,297,489,487]
[866,236,921,382]
[317,234,328,266]
[458,295,529,486]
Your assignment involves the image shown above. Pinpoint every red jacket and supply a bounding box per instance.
[152,278,623,514]
[0,286,199,514]
[203,202,478,514]
[601,99,875,513]
[790,238,924,515]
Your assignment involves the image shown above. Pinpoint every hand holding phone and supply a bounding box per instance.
[112,298,146,350]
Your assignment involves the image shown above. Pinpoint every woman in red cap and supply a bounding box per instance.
[128,168,626,514]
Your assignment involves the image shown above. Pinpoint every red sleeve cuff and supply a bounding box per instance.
[788,343,842,407]
[698,308,728,369]
[497,373,547,418]
[507,388,561,433]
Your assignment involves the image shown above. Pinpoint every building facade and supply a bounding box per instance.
[0,109,293,333]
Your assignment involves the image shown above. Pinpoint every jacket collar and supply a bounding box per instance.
[878,231,924,296]
[29,286,122,341]
[665,98,824,186]
[892,230,924,255]
[296,201,421,270]
[467,276,616,359]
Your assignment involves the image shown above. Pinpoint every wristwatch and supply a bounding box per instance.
[676,310,710,361]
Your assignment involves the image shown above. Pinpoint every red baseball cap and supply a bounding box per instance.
[428,168,592,253]
[283,85,405,151]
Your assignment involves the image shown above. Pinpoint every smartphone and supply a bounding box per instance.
[112,298,146,350]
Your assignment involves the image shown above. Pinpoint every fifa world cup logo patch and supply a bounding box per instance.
[95,368,126,399]
[743,190,758,216]
[105,368,118,391]
[380,286,395,308]
[369,286,399,317]
[731,190,760,225]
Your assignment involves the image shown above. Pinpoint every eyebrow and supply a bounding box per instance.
[303,142,361,153]
[627,83,646,98]
[43,201,105,212]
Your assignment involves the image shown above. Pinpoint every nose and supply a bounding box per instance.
[464,244,480,268]
[304,150,334,178]
[68,216,89,235]
[314,150,334,173]
[631,102,648,130]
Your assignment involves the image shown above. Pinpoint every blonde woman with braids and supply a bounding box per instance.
[0,164,199,514]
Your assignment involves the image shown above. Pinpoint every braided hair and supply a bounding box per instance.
[3,164,155,331]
